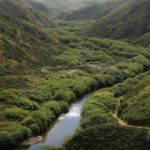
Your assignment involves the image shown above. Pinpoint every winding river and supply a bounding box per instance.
[17,94,90,150]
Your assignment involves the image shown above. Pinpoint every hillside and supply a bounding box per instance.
[90,0,150,46]
[59,0,125,20]
[34,0,108,12]
[0,0,56,25]
[23,0,60,17]
[0,0,59,89]
[0,0,150,150]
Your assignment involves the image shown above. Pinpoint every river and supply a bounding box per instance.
[17,94,90,150]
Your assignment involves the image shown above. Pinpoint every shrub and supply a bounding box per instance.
[104,66,124,81]
[94,74,116,87]
[1,108,30,121]
[42,101,62,116]
[0,89,39,110]
[81,91,117,128]
[0,125,31,149]
[27,87,52,103]
[53,90,75,102]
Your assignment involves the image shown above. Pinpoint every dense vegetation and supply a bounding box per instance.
[120,74,150,125]
[0,0,150,149]
[65,71,150,150]
[65,124,150,150]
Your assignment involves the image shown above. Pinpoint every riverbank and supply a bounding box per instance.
[65,71,150,150]
[14,66,150,150]
[16,94,90,150]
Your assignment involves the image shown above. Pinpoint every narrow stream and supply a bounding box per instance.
[18,94,90,150]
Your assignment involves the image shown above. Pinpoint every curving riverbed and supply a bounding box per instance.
[17,94,90,150]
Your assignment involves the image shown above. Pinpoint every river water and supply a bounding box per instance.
[18,94,90,150]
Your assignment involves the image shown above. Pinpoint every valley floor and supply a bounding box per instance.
[0,19,150,150]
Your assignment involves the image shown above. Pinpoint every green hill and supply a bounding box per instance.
[23,0,60,17]
[59,0,125,20]
[90,0,150,46]
[0,0,56,25]
[0,0,56,73]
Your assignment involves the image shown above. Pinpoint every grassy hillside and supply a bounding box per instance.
[0,0,59,88]
[90,0,150,47]
[0,0,56,26]
[120,74,150,124]
[23,0,60,17]
[59,0,125,20]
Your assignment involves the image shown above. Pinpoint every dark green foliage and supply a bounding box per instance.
[0,76,29,89]
[81,91,117,128]
[21,109,55,135]
[136,32,150,47]
[42,101,68,116]
[104,66,124,81]
[65,71,150,150]
[26,87,53,103]
[121,74,150,124]
[0,89,39,110]
[65,125,150,150]
[28,71,97,103]
[1,108,31,121]
[53,90,75,102]
[0,124,31,149]
[94,74,117,87]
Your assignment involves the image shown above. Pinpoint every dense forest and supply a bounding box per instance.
[0,0,150,150]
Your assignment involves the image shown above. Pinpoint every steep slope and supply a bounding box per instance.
[23,0,60,17]
[0,0,55,26]
[90,0,150,46]
[0,0,58,78]
[59,0,125,20]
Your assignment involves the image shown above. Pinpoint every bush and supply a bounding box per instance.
[0,125,31,149]
[0,89,39,110]
[27,87,52,103]
[104,66,124,81]
[53,90,75,102]
[81,91,117,128]
[31,109,54,134]
[42,101,62,116]
[94,74,116,87]
[1,108,30,121]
